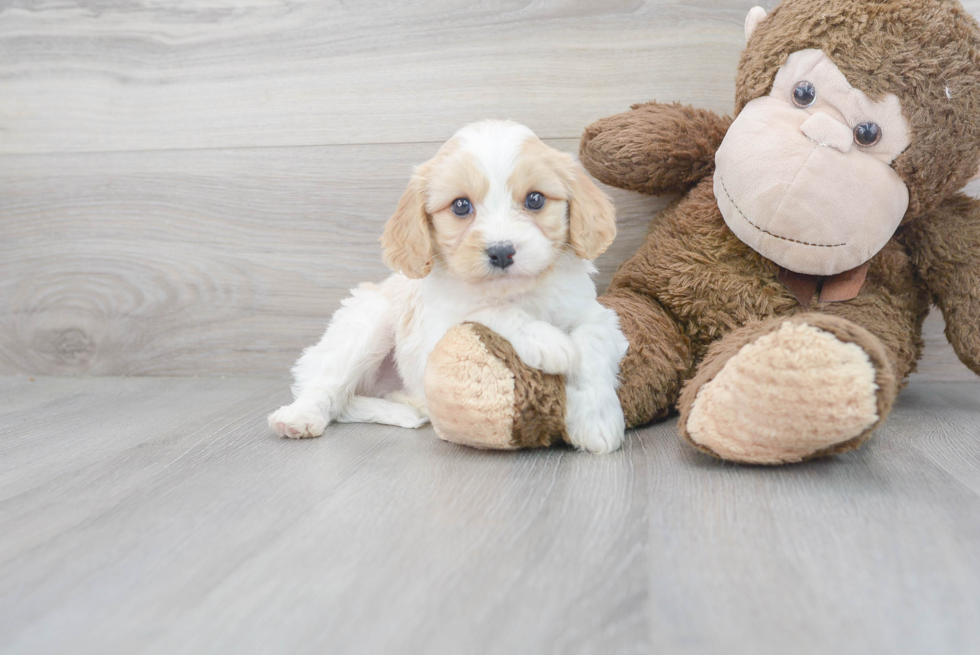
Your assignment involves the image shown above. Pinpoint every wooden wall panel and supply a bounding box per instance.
[0,0,977,381]
[0,141,669,376]
[0,1,754,154]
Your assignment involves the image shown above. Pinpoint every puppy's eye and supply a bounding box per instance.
[525,192,545,211]
[853,122,882,147]
[792,80,816,108]
[451,198,472,217]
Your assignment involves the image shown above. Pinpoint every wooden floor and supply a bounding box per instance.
[4,2,980,653]
[1,376,978,654]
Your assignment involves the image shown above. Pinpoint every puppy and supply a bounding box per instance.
[268,120,629,453]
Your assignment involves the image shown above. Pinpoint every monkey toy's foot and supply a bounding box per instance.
[424,323,570,451]
[678,314,899,465]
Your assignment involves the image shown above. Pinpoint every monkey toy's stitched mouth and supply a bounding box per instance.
[718,177,847,249]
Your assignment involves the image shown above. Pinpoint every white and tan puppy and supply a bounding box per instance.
[268,120,628,453]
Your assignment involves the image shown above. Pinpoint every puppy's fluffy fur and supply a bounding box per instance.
[268,120,629,453]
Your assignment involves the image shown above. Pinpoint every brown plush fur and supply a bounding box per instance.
[580,103,732,195]
[902,194,980,376]
[599,287,694,427]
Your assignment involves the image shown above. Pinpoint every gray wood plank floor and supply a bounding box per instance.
[1,376,978,654]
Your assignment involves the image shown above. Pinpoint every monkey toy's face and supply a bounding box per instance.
[715,49,912,276]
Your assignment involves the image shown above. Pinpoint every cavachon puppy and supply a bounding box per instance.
[268,120,629,454]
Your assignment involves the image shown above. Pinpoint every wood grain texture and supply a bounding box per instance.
[0,376,978,654]
[5,0,976,155]
[1,0,978,381]
[1,142,973,379]
[0,0,753,154]
[0,140,668,376]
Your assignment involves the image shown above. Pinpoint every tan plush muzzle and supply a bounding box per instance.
[715,49,913,276]
[715,96,909,276]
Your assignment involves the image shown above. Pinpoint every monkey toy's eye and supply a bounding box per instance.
[525,192,545,211]
[451,198,472,217]
[853,122,882,147]
[792,81,816,108]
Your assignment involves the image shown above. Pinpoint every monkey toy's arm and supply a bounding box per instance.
[904,194,980,377]
[579,102,732,196]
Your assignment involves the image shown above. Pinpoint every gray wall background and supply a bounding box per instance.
[1,0,976,380]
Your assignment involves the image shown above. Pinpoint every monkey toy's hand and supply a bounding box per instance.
[906,194,980,377]
[579,102,732,196]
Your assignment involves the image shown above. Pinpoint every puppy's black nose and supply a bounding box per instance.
[486,243,516,269]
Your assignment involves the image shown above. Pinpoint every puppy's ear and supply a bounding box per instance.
[382,173,434,279]
[568,164,617,260]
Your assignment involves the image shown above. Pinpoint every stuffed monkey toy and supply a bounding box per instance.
[425,0,980,464]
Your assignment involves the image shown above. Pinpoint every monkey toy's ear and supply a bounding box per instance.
[744,6,768,42]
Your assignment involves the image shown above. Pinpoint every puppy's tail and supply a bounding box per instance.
[335,395,429,429]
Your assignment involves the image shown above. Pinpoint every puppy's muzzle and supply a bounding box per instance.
[486,243,516,269]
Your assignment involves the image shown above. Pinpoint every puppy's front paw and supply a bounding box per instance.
[268,402,328,439]
[515,322,578,375]
[566,386,625,454]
